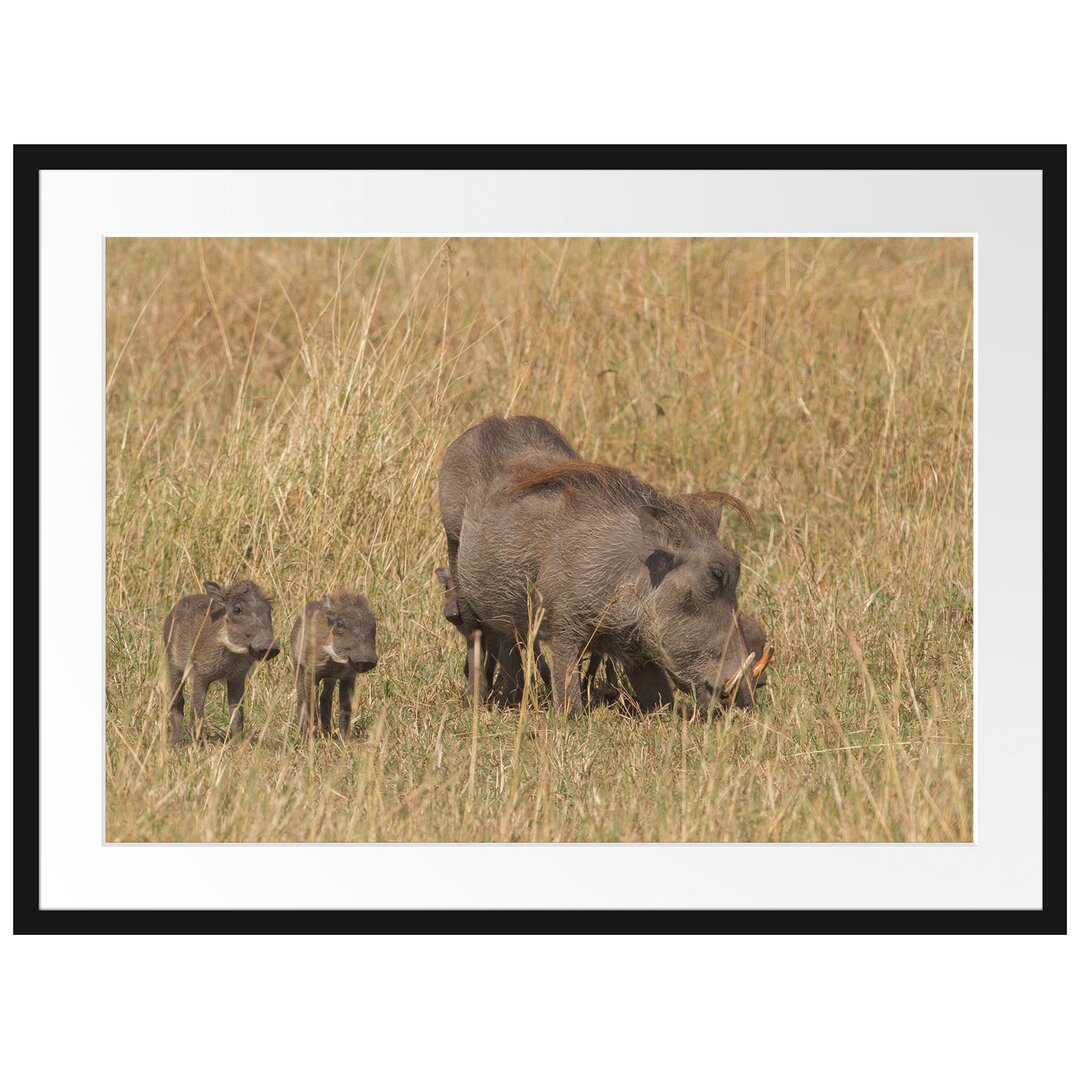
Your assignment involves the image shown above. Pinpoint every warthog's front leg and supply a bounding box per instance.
[462,630,497,705]
[337,676,355,740]
[625,662,673,713]
[492,634,525,706]
[226,674,246,739]
[484,635,499,694]
[549,638,583,718]
[581,652,605,708]
[534,642,551,691]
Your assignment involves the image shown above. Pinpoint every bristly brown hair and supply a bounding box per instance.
[323,592,373,618]
[508,459,645,498]
[675,490,755,530]
[507,460,753,530]
[205,579,274,606]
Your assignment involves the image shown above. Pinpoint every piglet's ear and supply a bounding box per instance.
[322,597,335,619]
[203,581,225,600]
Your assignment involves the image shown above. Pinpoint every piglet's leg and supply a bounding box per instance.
[296,667,317,740]
[190,676,210,743]
[226,675,246,739]
[318,679,336,736]
[338,677,355,740]
[167,666,186,747]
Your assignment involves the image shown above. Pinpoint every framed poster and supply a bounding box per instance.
[18,146,1062,930]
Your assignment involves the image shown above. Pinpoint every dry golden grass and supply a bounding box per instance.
[105,236,973,842]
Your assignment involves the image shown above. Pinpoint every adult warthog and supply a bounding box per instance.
[456,459,772,716]
[438,414,576,703]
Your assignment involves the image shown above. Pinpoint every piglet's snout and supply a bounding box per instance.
[251,640,280,661]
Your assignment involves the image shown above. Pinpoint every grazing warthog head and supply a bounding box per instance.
[725,608,774,707]
[636,503,771,709]
[321,593,378,673]
[434,566,462,625]
[203,580,280,660]
[671,491,772,707]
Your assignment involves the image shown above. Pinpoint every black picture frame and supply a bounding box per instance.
[16,144,1065,934]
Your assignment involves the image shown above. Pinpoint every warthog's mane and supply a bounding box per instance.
[508,459,660,502]
[507,460,751,533]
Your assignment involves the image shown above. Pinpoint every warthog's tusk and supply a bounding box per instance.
[751,644,774,680]
[722,652,756,697]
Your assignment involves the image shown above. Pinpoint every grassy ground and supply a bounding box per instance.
[105,236,973,842]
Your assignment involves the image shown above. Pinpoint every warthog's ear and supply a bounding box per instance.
[322,596,335,619]
[676,491,753,534]
[203,581,225,600]
[638,504,680,550]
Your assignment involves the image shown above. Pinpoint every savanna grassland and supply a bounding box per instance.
[105,237,973,842]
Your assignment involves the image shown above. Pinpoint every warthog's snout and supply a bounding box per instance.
[251,640,280,661]
[707,646,774,708]
[350,654,378,674]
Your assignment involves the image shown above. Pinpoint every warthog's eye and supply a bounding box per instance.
[334,618,347,633]
[709,565,727,589]
[232,604,244,616]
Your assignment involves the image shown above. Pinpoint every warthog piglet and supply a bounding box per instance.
[163,579,280,745]
[291,593,378,739]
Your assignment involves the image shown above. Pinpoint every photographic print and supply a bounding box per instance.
[105,235,973,843]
